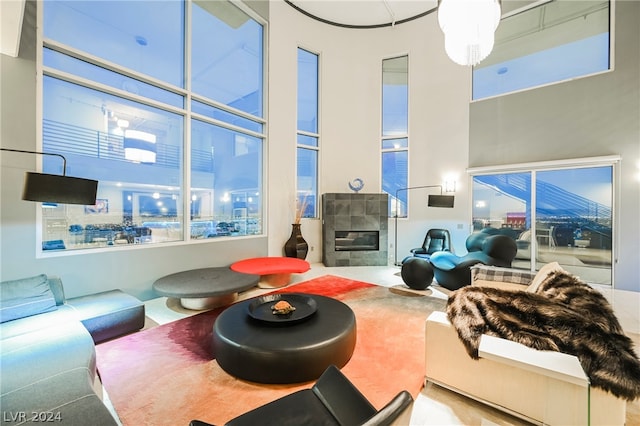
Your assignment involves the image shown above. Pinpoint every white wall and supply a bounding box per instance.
[267,3,471,264]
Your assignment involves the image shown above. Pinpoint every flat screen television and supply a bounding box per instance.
[428,194,455,208]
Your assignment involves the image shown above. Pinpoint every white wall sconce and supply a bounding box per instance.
[445,180,457,193]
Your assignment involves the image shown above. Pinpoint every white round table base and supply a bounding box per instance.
[257,273,292,289]
[180,293,238,310]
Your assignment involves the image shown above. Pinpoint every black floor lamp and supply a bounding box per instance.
[393,185,455,266]
[1,148,98,205]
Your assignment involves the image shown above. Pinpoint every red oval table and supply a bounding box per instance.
[230,257,310,288]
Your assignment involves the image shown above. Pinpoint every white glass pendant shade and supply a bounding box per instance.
[444,27,495,66]
[438,0,501,66]
[124,129,157,163]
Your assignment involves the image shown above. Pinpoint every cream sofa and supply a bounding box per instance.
[425,264,628,426]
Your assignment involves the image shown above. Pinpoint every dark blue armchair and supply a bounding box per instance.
[403,228,452,263]
[430,232,517,290]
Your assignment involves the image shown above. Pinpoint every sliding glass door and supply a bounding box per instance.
[472,164,613,285]
[535,167,612,284]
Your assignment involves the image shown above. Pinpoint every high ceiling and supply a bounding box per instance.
[1,1,542,57]
[285,0,539,28]
[286,0,438,27]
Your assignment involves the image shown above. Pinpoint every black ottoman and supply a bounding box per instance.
[401,257,434,290]
[213,293,356,384]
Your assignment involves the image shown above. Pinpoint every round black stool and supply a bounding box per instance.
[213,293,357,384]
[401,257,434,290]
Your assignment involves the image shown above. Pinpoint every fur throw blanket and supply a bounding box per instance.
[446,270,640,401]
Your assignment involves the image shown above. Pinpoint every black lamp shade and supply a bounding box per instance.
[427,194,455,208]
[22,172,98,205]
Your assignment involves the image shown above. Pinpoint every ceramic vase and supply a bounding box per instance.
[284,223,308,260]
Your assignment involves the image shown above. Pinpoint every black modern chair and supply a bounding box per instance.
[404,228,452,262]
[189,365,414,426]
[429,233,518,291]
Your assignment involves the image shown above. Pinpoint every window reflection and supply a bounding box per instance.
[472,165,613,285]
[473,0,610,100]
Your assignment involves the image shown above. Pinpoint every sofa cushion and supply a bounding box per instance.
[1,320,96,394]
[47,276,66,305]
[526,262,564,293]
[0,305,79,340]
[66,289,145,343]
[0,321,117,425]
[429,251,459,270]
[0,274,57,323]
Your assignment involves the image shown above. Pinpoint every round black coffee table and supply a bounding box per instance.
[213,293,357,384]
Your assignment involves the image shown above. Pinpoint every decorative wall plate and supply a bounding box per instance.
[348,178,364,192]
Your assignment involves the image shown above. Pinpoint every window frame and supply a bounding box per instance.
[36,0,268,257]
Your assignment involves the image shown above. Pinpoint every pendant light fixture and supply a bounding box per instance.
[438,0,502,66]
[124,129,157,163]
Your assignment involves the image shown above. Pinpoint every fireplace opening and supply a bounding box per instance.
[335,231,379,251]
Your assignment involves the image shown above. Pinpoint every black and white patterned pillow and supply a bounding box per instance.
[470,264,535,286]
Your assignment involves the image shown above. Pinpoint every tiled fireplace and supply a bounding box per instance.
[322,193,388,266]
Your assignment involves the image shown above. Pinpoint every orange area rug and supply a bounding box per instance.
[96,275,446,425]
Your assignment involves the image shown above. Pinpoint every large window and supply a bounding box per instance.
[473,0,611,100]
[471,158,615,285]
[381,56,408,217]
[40,0,265,251]
[296,48,319,218]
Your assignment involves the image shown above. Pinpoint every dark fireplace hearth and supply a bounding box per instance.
[335,231,379,251]
[322,193,388,266]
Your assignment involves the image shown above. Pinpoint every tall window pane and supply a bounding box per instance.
[297,49,319,134]
[472,172,532,270]
[536,167,612,283]
[473,0,611,100]
[382,56,408,136]
[192,1,264,117]
[382,56,408,216]
[43,77,184,247]
[297,48,319,218]
[191,120,262,237]
[383,150,408,217]
[296,147,318,218]
[44,1,185,87]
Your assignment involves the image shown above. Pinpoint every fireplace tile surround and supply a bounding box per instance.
[322,193,389,266]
